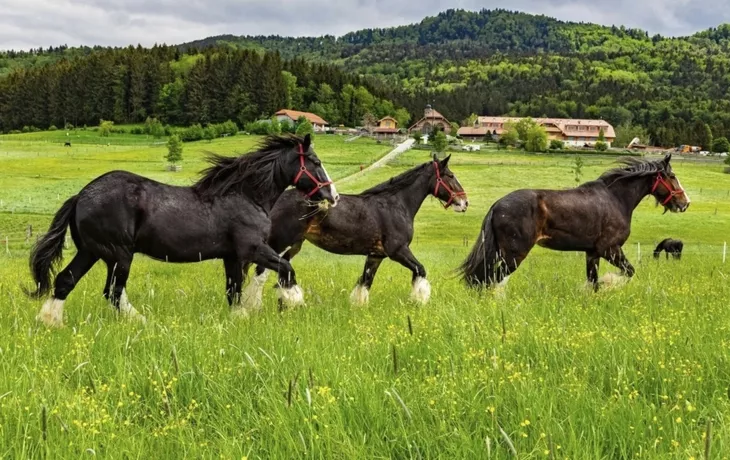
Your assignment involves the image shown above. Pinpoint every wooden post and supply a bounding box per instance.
[723,242,727,264]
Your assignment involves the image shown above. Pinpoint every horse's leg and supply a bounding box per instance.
[586,251,600,292]
[389,246,430,304]
[599,246,635,288]
[244,242,303,313]
[249,244,303,310]
[224,256,244,309]
[37,250,98,327]
[106,255,146,323]
[350,255,384,306]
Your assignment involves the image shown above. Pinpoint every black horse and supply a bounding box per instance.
[459,154,690,291]
[653,238,683,260]
[243,154,467,310]
[28,134,339,327]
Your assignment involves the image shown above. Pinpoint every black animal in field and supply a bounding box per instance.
[64,141,71,147]
[653,238,683,260]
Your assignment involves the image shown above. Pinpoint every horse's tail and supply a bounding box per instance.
[459,205,500,288]
[25,195,79,299]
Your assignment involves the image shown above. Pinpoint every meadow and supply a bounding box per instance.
[1,130,729,459]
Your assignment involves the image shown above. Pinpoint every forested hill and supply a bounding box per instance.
[5,9,730,146]
[0,46,407,133]
[181,9,730,147]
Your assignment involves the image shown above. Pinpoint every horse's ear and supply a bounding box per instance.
[303,133,312,152]
[440,154,452,168]
[431,152,438,162]
[663,153,672,165]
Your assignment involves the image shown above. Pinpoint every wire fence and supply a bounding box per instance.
[1,226,727,264]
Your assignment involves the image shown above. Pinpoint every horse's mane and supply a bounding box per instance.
[596,156,666,188]
[194,134,303,201]
[359,162,430,196]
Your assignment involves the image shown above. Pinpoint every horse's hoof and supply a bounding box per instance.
[349,285,370,306]
[409,277,431,304]
[36,298,65,328]
[277,285,305,308]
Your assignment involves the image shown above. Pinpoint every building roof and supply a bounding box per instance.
[424,108,447,120]
[275,109,328,125]
[379,116,398,124]
[457,127,489,137]
[476,116,615,138]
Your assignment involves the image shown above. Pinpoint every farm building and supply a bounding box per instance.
[408,105,452,135]
[456,126,490,140]
[469,116,616,147]
[274,109,329,132]
[372,116,401,139]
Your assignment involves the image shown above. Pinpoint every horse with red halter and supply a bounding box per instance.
[27,134,339,326]
[243,154,467,311]
[459,154,690,291]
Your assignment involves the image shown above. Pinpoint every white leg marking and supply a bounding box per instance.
[37,297,65,327]
[410,277,431,304]
[277,284,305,308]
[236,270,269,316]
[349,284,370,306]
[598,273,629,289]
[494,275,510,300]
[118,289,147,324]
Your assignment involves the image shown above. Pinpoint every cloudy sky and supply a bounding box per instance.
[1,0,728,50]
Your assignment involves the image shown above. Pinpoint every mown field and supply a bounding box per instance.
[1,131,729,459]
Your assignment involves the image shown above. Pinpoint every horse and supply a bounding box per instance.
[459,154,690,291]
[653,238,683,260]
[243,153,468,310]
[27,134,339,327]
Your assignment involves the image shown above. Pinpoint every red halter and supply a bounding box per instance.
[292,144,333,198]
[432,161,466,208]
[651,172,684,206]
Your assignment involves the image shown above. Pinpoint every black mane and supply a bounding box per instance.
[596,156,666,188]
[359,162,430,196]
[194,134,303,201]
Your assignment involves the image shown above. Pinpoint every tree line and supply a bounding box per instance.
[0,46,407,133]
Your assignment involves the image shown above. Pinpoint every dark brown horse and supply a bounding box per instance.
[27,134,339,327]
[459,154,690,291]
[653,238,683,260]
[243,154,467,310]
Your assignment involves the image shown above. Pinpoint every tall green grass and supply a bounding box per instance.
[1,132,729,458]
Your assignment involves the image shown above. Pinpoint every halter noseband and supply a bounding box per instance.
[651,172,684,206]
[292,144,332,199]
[432,161,466,208]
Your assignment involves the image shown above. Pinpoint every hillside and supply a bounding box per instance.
[181,9,730,147]
[5,9,730,146]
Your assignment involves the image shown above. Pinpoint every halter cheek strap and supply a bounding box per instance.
[651,172,684,205]
[432,161,467,208]
[292,144,333,199]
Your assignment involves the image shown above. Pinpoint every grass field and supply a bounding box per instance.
[1,131,730,459]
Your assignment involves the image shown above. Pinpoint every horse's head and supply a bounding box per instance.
[430,153,468,212]
[651,153,690,213]
[287,134,339,207]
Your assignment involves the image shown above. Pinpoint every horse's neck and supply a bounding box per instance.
[610,175,653,217]
[394,172,433,220]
